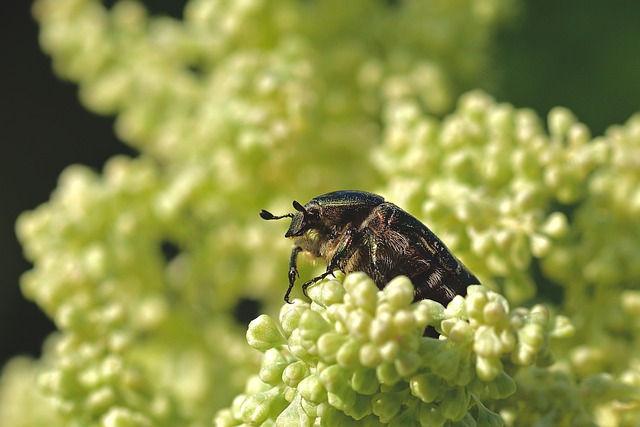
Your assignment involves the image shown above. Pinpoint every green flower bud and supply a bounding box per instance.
[279,303,307,338]
[336,340,361,369]
[318,365,350,396]
[344,274,378,313]
[474,326,504,358]
[287,329,317,363]
[541,212,568,238]
[445,295,467,319]
[410,373,443,403]
[383,276,414,309]
[299,310,330,341]
[275,395,312,427]
[346,309,372,341]
[550,315,574,339]
[86,386,116,415]
[446,320,474,344]
[475,398,505,427]
[282,361,310,388]
[259,349,290,386]
[298,375,327,404]
[465,290,488,321]
[351,367,379,395]
[485,371,517,399]
[475,356,503,382]
[376,362,401,386]
[318,278,346,307]
[327,388,357,412]
[359,342,383,368]
[417,402,446,427]
[393,309,417,332]
[388,407,419,427]
[317,333,347,364]
[101,408,153,427]
[413,299,441,329]
[440,387,470,421]
[369,312,394,343]
[380,340,400,363]
[395,350,421,378]
[371,390,405,423]
[240,387,283,425]
[511,343,536,366]
[519,323,545,352]
[430,346,463,382]
[344,393,373,420]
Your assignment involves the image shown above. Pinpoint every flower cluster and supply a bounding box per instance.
[215,273,571,426]
[3,0,640,426]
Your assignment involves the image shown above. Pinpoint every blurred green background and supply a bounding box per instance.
[1,0,639,368]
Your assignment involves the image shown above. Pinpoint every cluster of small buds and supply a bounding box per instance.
[215,273,570,426]
[374,91,609,303]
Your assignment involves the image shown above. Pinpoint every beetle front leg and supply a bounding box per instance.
[301,229,358,297]
[284,246,303,303]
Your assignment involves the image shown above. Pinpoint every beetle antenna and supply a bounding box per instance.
[260,210,294,221]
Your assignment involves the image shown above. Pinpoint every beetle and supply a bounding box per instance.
[260,190,479,307]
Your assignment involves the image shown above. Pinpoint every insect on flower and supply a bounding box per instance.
[260,190,479,306]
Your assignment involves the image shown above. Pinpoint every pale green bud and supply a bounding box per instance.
[446,320,474,344]
[317,333,346,364]
[275,395,311,427]
[383,276,414,309]
[282,361,309,388]
[371,390,404,423]
[345,274,378,312]
[485,371,517,400]
[369,312,394,343]
[376,362,401,385]
[319,278,346,306]
[351,367,379,395]
[541,212,569,238]
[393,309,416,332]
[414,299,445,328]
[359,342,383,368]
[327,388,356,412]
[298,375,327,404]
[318,365,350,396]
[475,356,503,382]
[299,309,330,341]
[101,407,152,427]
[395,350,421,378]
[346,309,372,341]
[279,303,307,338]
[465,290,488,321]
[380,340,400,363]
[440,387,470,421]
[474,326,504,358]
[417,402,446,427]
[344,393,373,420]
[259,349,289,385]
[336,340,361,369]
[410,373,444,403]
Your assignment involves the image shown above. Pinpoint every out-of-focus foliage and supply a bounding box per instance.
[2,0,640,426]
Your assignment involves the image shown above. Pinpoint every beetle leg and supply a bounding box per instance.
[301,228,358,297]
[301,270,334,297]
[328,228,357,272]
[363,228,386,286]
[284,246,303,303]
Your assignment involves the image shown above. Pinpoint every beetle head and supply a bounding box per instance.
[260,200,322,238]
